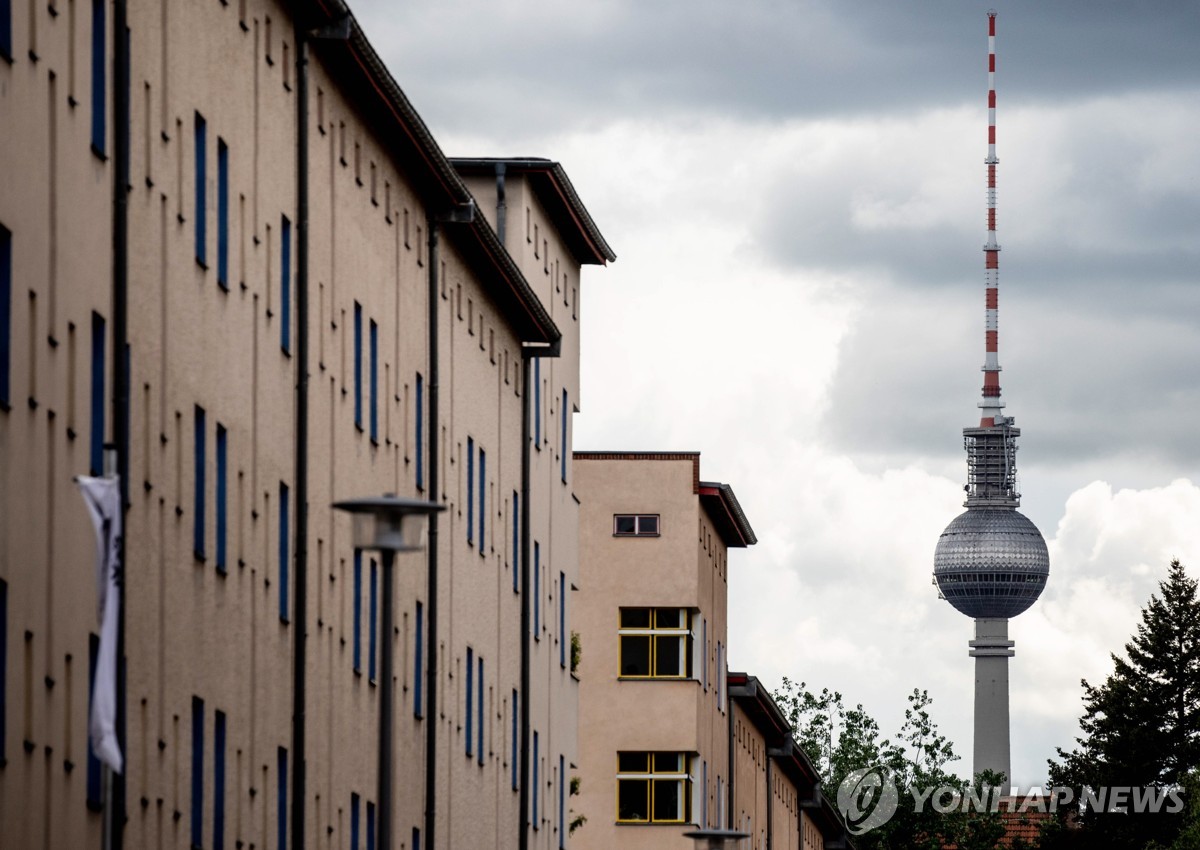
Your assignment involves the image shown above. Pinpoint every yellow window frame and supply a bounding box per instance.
[615,752,692,824]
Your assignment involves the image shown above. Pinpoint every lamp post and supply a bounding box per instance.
[683,828,750,850]
[333,495,445,850]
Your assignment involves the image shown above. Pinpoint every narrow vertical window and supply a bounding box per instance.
[413,601,423,716]
[533,731,540,828]
[702,618,708,691]
[0,579,6,765]
[216,423,227,573]
[415,373,424,489]
[511,689,519,790]
[280,215,291,353]
[191,696,204,849]
[353,302,362,429]
[533,359,541,447]
[368,319,377,442]
[214,710,227,850]
[194,113,206,265]
[476,655,484,765]
[193,406,206,559]
[368,558,378,682]
[0,0,10,60]
[478,447,486,554]
[277,747,288,850]
[279,482,289,623]
[366,801,376,850]
[0,224,10,409]
[702,760,708,826]
[561,389,568,483]
[353,551,362,673]
[511,491,519,593]
[90,0,105,155]
[217,140,229,289]
[534,542,540,638]
[558,754,565,848]
[86,634,102,809]
[412,827,420,850]
[466,437,474,547]
[559,572,566,668]
[90,312,105,475]
[350,793,360,849]
[465,646,474,758]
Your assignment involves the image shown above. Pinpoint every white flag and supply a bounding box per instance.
[78,475,124,774]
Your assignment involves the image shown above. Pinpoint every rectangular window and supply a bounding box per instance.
[280,215,291,353]
[414,601,423,717]
[0,0,10,60]
[351,792,360,850]
[717,641,725,712]
[90,312,105,475]
[618,608,691,678]
[465,646,474,758]
[534,542,540,638]
[214,709,227,850]
[353,551,362,673]
[702,618,708,691]
[559,572,566,668]
[511,491,519,593]
[353,302,362,429]
[466,437,474,547]
[511,689,519,790]
[193,406,206,559]
[0,224,10,408]
[368,558,377,682]
[559,754,566,849]
[412,827,420,850]
[616,752,691,824]
[478,447,485,554]
[702,760,708,826]
[277,747,287,850]
[194,113,206,265]
[533,730,540,829]
[613,514,660,537]
[90,0,106,155]
[561,389,568,483]
[366,801,375,850]
[216,424,227,573]
[476,654,484,765]
[415,373,424,489]
[217,140,229,289]
[368,319,377,441]
[191,696,204,849]
[534,359,541,447]
[86,634,102,810]
[279,482,289,623]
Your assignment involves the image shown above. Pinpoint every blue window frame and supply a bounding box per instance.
[353,551,362,673]
[351,792,360,849]
[368,557,378,682]
[478,447,485,554]
[415,373,424,489]
[414,601,423,717]
[534,542,540,638]
[214,709,227,850]
[0,579,6,765]
[366,801,376,850]
[193,406,206,559]
[465,646,474,758]
[191,696,204,849]
[559,571,566,668]
[412,827,420,850]
[511,689,519,790]
[279,482,289,623]
[90,312,106,475]
[216,424,227,573]
[476,655,484,765]
[534,359,541,447]
[559,754,565,848]
[353,303,362,429]
[90,0,106,156]
[86,634,102,810]
[511,492,519,593]
[280,215,291,353]
[217,140,229,289]
[0,0,11,61]
[194,113,206,265]
[561,389,568,482]
[466,437,474,547]
[0,224,10,409]
[277,747,287,850]
[368,319,377,441]
[533,730,540,828]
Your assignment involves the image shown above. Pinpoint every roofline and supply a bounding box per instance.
[450,157,617,265]
[573,451,701,493]
[699,481,757,547]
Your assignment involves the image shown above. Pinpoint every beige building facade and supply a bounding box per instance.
[0,2,612,850]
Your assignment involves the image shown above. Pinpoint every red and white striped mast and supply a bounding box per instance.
[980,9,1004,428]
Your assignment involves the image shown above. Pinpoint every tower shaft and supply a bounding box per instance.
[971,617,1014,784]
[981,10,1004,428]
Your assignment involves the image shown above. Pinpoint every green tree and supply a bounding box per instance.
[1047,559,1200,850]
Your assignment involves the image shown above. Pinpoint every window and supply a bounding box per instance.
[533,542,540,638]
[616,752,691,824]
[0,0,10,60]
[217,140,229,289]
[366,800,375,850]
[478,447,485,554]
[701,759,708,826]
[619,608,691,678]
[412,827,420,850]
[414,601,423,716]
[533,359,541,447]
[0,224,10,408]
[702,618,708,691]
[216,423,227,573]
[368,557,378,681]
[279,482,289,623]
[277,747,288,850]
[193,406,206,559]
[465,646,474,758]
[533,730,540,829]
[559,572,566,668]
[559,754,566,849]
[86,635,102,810]
[191,696,204,849]
[353,303,362,429]
[511,491,519,593]
[717,641,725,712]
[280,215,291,353]
[195,113,206,264]
[368,319,377,441]
[511,689,519,790]
[466,437,474,547]
[476,654,484,765]
[90,0,105,155]
[90,313,105,475]
[351,793,360,849]
[353,551,362,673]
[214,710,227,850]
[561,389,568,483]
[613,514,659,537]
[415,373,424,489]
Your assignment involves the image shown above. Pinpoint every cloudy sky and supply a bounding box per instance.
[353,0,1200,787]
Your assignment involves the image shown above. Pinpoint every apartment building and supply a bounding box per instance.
[0,2,611,849]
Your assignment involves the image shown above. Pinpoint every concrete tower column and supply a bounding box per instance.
[969,617,1014,785]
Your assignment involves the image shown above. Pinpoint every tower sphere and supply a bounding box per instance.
[934,508,1049,619]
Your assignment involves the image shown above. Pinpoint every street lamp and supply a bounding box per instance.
[683,828,750,850]
[333,495,445,850]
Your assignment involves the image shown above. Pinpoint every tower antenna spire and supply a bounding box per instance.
[981,9,1004,427]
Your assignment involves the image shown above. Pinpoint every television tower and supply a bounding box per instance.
[933,10,1049,787]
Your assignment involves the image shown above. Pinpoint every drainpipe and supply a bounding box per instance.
[425,216,441,850]
[494,162,507,246]
[518,349,532,850]
[727,699,735,829]
[766,756,773,850]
